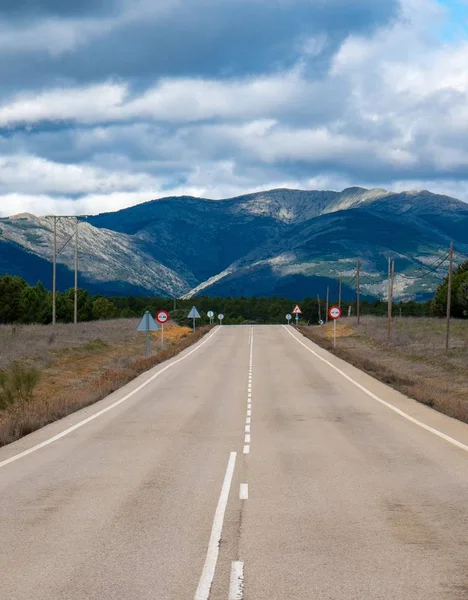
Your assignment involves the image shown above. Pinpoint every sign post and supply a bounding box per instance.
[156,310,169,349]
[137,311,159,357]
[286,313,292,325]
[328,306,342,348]
[218,313,224,325]
[292,304,302,325]
[207,310,214,325]
[188,306,201,332]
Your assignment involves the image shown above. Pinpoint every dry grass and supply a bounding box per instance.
[0,322,209,447]
[0,319,142,370]
[299,317,468,424]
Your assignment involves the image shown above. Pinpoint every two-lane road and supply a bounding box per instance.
[1,325,467,599]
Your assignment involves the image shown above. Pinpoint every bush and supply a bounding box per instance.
[0,362,41,410]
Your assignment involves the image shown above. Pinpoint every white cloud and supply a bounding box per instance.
[0,155,158,195]
[0,0,468,215]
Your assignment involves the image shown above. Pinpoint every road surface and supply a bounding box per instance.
[1,325,468,599]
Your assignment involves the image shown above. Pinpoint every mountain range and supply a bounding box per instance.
[1,187,467,301]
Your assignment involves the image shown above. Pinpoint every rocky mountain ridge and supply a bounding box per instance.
[1,187,467,300]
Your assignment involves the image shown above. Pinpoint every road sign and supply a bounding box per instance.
[188,306,201,332]
[292,305,302,315]
[286,313,292,324]
[137,311,159,358]
[218,313,224,324]
[137,311,159,332]
[156,310,169,350]
[156,310,169,324]
[207,311,214,318]
[328,306,341,348]
[328,306,342,320]
[188,306,201,319]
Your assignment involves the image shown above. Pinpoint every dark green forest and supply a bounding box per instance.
[431,260,468,318]
[0,273,438,326]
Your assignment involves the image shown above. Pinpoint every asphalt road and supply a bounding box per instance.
[1,325,468,599]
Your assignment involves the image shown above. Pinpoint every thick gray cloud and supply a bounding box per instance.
[0,0,468,217]
[0,0,399,91]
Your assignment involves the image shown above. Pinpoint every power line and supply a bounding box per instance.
[398,252,450,280]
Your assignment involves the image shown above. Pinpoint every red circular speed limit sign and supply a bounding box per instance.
[156,310,169,324]
[328,306,342,320]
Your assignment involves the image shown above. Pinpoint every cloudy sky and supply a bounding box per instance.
[0,0,467,216]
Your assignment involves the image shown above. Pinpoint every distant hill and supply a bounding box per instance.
[1,187,467,300]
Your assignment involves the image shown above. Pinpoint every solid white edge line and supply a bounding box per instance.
[1,327,222,470]
[239,483,248,500]
[283,325,468,453]
[228,561,244,600]
[194,452,237,600]
[243,445,250,454]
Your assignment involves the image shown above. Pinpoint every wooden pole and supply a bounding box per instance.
[445,242,454,353]
[74,219,78,326]
[317,294,322,323]
[388,260,395,340]
[387,257,391,340]
[326,286,329,323]
[357,258,361,325]
[52,216,57,326]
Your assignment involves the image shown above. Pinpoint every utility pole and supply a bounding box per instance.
[52,216,57,326]
[49,216,79,326]
[387,258,395,341]
[326,286,329,323]
[445,242,454,353]
[317,294,322,323]
[357,258,361,325]
[74,218,79,325]
[387,257,391,340]
[338,276,342,309]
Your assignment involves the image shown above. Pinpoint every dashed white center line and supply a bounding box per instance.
[244,434,251,443]
[245,425,250,433]
[246,417,251,425]
[247,409,251,417]
[243,445,250,454]
[239,483,248,499]
[229,561,244,600]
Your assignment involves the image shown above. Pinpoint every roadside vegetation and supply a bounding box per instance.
[0,273,436,326]
[0,321,211,447]
[299,317,468,424]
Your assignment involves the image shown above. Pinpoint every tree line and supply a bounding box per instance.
[431,260,468,318]
[0,273,441,326]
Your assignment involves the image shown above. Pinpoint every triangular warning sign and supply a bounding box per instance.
[137,311,160,332]
[292,305,302,314]
[188,306,201,319]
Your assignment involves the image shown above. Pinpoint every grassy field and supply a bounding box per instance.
[0,320,210,446]
[299,316,468,424]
